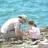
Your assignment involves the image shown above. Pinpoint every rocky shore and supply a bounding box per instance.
[0,27,48,48]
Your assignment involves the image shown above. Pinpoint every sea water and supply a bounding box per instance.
[0,0,48,29]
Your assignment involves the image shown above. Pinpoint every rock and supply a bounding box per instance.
[40,28,48,32]
[38,43,48,48]
[2,31,16,41]
[0,39,5,43]
[38,39,48,48]
[11,40,23,44]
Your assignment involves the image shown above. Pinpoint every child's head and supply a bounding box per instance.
[28,21,37,27]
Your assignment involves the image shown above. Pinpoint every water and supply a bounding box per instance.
[0,0,48,28]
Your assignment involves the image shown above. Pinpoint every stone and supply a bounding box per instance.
[38,40,48,48]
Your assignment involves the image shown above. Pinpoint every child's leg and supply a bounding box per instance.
[15,31,23,40]
[32,38,39,45]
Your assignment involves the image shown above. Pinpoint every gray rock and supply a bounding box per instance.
[38,42,48,48]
